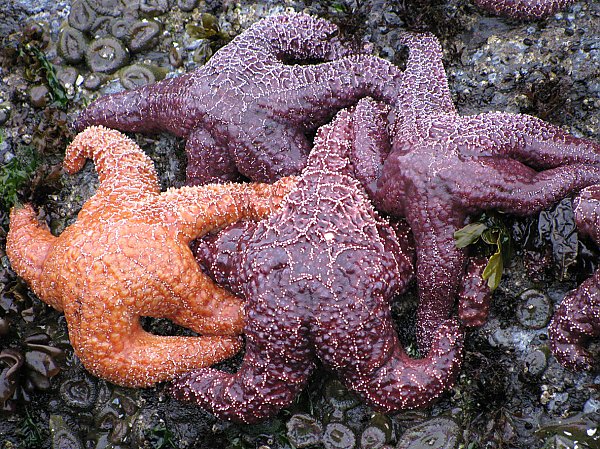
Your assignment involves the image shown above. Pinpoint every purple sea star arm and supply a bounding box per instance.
[458,258,492,327]
[451,159,600,214]
[185,127,239,185]
[473,0,576,20]
[395,33,456,116]
[171,310,315,424]
[453,113,600,167]
[346,319,463,411]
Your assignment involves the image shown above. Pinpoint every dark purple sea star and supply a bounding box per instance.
[351,32,600,351]
[548,185,600,371]
[170,100,464,424]
[473,0,577,19]
[75,12,403,185]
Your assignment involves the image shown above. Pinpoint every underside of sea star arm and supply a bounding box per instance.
[456,113,600,168]
[450,159,600,214]
[6,205,59,309]
[65,126,160,199]
[346,319,464,411]
[156,177,296,243]
[170,312,315,424]
[473,0,576,20]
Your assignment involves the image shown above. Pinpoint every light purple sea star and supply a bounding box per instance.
[351,32,600,351]
[75,12,403,185]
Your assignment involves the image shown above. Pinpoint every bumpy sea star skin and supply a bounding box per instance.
[351,33,600,351]
[171,100,465,424]
[548,185,600,371]
[6,126,295,388]
[473,0,576,20]
[74,13,403,185]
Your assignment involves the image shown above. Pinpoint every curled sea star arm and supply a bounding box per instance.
[64,126,161,198]
[171,311,315,424]
[346,319,464,411]
[473,0,576,20]
[458,257,492,327]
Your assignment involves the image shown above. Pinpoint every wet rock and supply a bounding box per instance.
[516,289,552,329]
[29,84,50,108]
[286,414,323,448]
[323,422,356,449]
[177,0,198,12]
[396,418,461,449]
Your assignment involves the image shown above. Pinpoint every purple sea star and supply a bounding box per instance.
[473,0,577,20]
[170,100,464,424]
[351,32,600,351]
[75,12,403,185]
[548,185,600,371]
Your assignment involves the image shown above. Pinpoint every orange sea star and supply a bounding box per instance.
[6,126,294,387]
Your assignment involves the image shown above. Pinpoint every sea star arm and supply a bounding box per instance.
[548,276,600,370]
[170,310,315,424]
[185,127,239,185]
[64,126,160,200]
[71,296,242,387]
[345,319,464,411]
[450,158,600,214]
[395,33,455,115]
[6,205,59,309]
[156,176,296,243]
[455,113,600,167]
[473,0,576,20]
[407,198,469,350]
[229,12,363,62]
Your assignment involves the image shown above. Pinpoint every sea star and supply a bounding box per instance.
[548,185,600,371]
[170,100,465,424]
[74,12,403,185]
[351,32,600,350]
[6,126,295,388]
[473,0,576,20]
